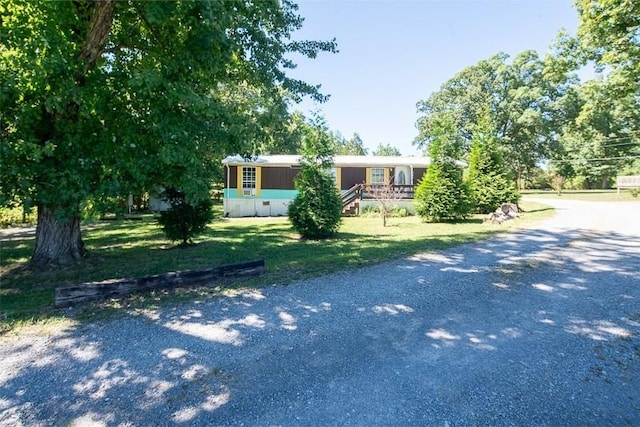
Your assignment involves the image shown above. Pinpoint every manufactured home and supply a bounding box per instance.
[222,155,435,217]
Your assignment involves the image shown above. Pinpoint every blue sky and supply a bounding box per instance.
[287,0,581,156]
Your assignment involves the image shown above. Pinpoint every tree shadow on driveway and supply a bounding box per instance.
[1,225,639,425]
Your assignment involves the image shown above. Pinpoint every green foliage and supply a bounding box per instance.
[576,0,640,92]
[466,112,520,213]
[288,114,342,239]
[260,111,307,155]
[361,205,410,218]
[157,188,214,245]
[469,173,520,212]
[620,159,640,176]
[414,163,472,222]
[336,133,368,155]
[0,0,336,262]
[0,206,36,227]
[561,1,640,187]
[372,143,402,156]
[526,168,552,190]
[414,116,472,222]
[555,76,640,188]
[288,171,342,239]
[421,113,466,160]
[415,50,572,187]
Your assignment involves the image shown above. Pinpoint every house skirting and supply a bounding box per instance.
[223,187,420,218]
[223,189,297,217]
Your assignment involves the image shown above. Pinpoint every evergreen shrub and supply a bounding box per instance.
[415,162,472,222]
[288,167,342,239]
[157,188,214,245]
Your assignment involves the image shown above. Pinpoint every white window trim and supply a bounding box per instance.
[242,167,256,194]
[371,167,385,184]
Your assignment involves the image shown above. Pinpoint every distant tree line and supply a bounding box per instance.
[414,0,640,190]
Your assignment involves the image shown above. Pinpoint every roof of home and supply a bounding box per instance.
[222,155,435,168]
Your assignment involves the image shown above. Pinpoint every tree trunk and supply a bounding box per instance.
[517,164,523,191]
[79,0,115,73]
[29,1,113,267]
[32,205,86,266]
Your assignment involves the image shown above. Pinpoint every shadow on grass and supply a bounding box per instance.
[0,216,502,328]
[1,226,639,424]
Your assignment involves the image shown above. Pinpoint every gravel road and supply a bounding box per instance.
[1,198,639,426]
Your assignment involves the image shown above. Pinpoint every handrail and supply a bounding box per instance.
[361,184,414,199]
[341,184,363,208]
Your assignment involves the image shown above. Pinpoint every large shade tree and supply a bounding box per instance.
[0,0,335,265]
[415,50,572,188]
[554,72,640,188]
[576,0,640,94]
[547,0,640,187]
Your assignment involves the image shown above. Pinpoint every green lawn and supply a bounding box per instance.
[522,189,640,202]
[0,201,553,332]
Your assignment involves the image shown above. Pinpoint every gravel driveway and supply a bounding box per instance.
[1,198,639,426]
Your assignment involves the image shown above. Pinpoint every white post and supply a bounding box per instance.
[225,164,230,216]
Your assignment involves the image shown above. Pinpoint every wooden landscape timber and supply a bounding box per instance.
[55,259,265,308]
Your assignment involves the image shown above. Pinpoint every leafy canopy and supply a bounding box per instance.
[576,0,640,91]
[0,0,336,213]
[336,132,368,155]
[415,50,572,186]
[372,143,402,156]
[1,0,336,264]
[552,73,640,188]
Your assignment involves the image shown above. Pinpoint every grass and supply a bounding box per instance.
[0,201,553,332]
[522,189,640,202]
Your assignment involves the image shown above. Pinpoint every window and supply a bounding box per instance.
[242,167,256,195]
[371,168,385,184]
[397,170,406,185]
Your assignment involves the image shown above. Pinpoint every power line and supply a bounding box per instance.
[562,132,640,147]
[553,154,640,163]
[597,131,640,144]
[562,140,639,152]
[600,141,640,148]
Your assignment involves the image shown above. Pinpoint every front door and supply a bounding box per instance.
[395,166,409,185]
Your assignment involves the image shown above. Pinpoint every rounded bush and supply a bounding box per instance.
[157,188,214,245]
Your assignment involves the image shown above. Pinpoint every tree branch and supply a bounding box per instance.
[79,0,115,74]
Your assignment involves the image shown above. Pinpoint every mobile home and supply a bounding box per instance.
[222,155,433,217]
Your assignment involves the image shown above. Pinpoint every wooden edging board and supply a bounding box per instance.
[54,259,265,308]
